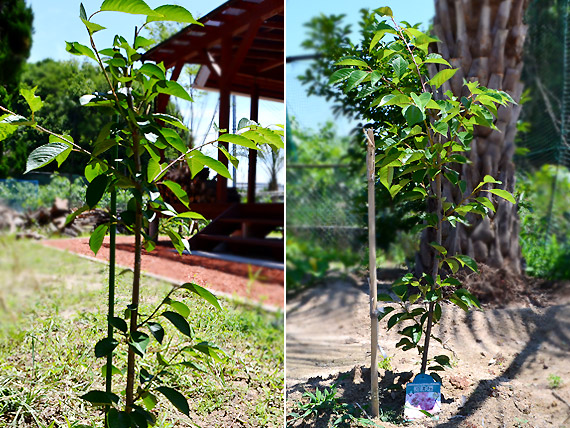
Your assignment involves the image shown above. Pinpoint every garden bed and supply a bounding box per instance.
[42,235,284,309]
[286,273,570,427]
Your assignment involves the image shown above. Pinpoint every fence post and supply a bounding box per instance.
[365,128,379,418]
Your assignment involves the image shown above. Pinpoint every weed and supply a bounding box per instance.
[548,374,562,389]
[288,384,379,427]
[514,417,530,427]
[378,356,393,371]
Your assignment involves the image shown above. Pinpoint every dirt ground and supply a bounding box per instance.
[42,235,284,308]
[286,273,570,427]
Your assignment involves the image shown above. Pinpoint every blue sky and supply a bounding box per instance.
[286,0,435,135]
[25,0,284,186]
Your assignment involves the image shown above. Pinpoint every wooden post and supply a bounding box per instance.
[247,86,259,204]
[366,128,379,418]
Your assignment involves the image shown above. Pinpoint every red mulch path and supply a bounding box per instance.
[42,236,284,308]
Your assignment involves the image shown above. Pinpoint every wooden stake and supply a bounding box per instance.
[365,128,379,419]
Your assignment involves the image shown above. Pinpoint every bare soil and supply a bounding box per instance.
[286,272,570,427]
[42,236,284,308]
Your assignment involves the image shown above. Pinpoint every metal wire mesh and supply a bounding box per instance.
[286,164,365,252]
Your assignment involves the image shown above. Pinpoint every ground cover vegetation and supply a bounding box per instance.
[0,236,284,427]
[0,0,283,426]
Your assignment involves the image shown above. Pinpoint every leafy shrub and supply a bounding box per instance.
[518,165,570,280]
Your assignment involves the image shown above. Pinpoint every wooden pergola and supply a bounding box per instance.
[143,0,284,208]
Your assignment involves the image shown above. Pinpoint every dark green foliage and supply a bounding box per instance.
[299,11,425,250]
[0,0,33,176]
[3,60,109,177]
[518,165,570,279]
[0,0,33,104]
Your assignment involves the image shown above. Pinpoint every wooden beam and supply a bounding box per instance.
[247,87,259,204]
[216,36,232,203]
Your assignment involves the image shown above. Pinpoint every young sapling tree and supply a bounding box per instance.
[329,6,516,414]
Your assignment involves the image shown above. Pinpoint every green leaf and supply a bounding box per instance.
[161,311,192,337]
[101,363,121,378]
[139,63,166,80]
[155,386,189,416]
[377,293,394,302]
[335,58,368,68]
[411,92,432,111]
[89,224,108,255]
[424,53,451,67]
[475,196,496,212]
[81,390,119,406]
[107,409,132,428]
[81,18,106,34]
[20,87,43,113]
[344,70,368,92]
[434,354,452,368]
[49,135,73,167]
[483,174,501,184]
[391,56,409,79]
[86,174,109,208]
[84,162,107,182]
[403,105,425,126]
[328,68,353,85]
[134,35,154,49]
[80,3,88,20]
[109,316,127,333]
[166,229,189,255]
[217,133,258,150]
[187,151,231,179]
[454,254,478,272]
[159,128,187,153]
[147,321,164,344]
[162,180,189,207]
[429,242,447,256]
[152,113,188,131]
[25,143,70,173]
[380,94,412,107]
[94,337,118,358]
[147,157,166,182]
[155,80,192,101]
[146,5,199,23]
[181,282,221,310]
[175,211,205,220]
[217,145,239,169]
[128,331,150,357]
[378,166,393,190]
[431,120,448,136]
[142,392,158,411]
[375,6,393,16]
[428,68,458,89]
[167,299,190,318]
[100,0,161,16]
[487,188,516,204]
[65,41,96,61]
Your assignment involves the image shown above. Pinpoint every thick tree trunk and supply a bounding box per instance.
[417,0,529,277]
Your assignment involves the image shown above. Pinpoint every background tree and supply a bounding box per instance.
[0,0,33,175]
[299,11,424,254]
[425,0,529,276]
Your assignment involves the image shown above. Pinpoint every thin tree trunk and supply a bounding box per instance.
[418,0,529,277]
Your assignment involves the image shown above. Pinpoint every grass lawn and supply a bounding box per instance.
[0,236,284,427]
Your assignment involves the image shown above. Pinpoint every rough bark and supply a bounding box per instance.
[417,0,529,277]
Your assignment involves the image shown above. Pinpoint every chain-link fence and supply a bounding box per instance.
[286,164,365,252]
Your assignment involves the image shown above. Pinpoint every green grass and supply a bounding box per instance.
[0,236,284,427]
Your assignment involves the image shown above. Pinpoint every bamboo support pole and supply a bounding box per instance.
[365,128,379,418]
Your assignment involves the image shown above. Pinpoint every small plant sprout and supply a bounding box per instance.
[329,6,516,416]
[548,374,562,389]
